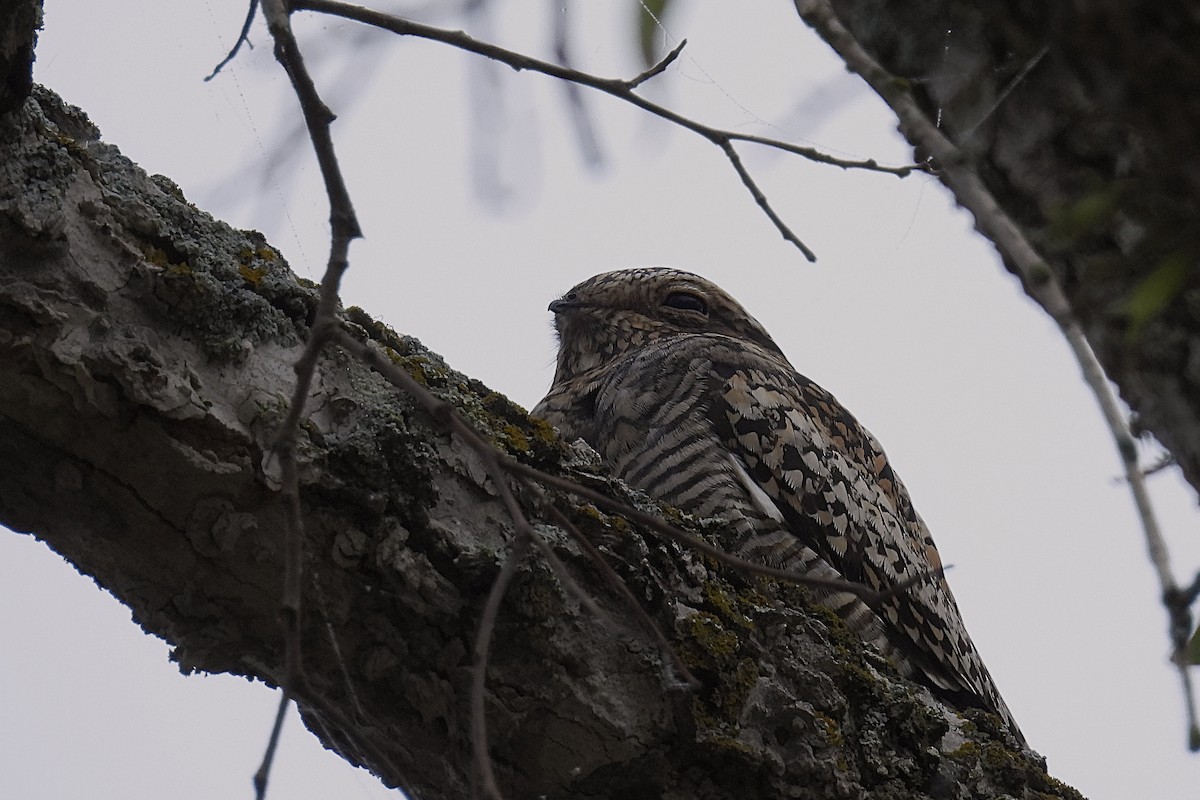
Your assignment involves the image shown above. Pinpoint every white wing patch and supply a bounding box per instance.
[728,451,784,524]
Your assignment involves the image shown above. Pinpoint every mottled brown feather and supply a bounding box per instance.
[534,267,1024,744]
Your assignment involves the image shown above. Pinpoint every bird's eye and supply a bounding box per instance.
[662,291,708,315]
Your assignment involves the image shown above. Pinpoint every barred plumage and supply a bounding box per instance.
[533,267,1024,744]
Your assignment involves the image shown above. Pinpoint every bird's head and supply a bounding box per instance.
[547,267,785,382]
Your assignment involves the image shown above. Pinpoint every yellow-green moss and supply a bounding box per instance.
[526,415,559,447]
[501,423,530,453]
[814,711,843,745]
[681,612,739,669]
[716,658,759,719]
[383,351,432,387]
[141,244,171,268]
[569,503,630,534]
[575,504,604,522]
[238,263,268,285]
[947,740,980,761]
[979,740,1023,774]
[517,574,558,618]
[701,580,753,630]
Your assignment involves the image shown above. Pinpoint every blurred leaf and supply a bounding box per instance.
[1187,621,1200,665]
[1126,250,1195,334]
[638,0,672,68]
[1046,183,1124,251]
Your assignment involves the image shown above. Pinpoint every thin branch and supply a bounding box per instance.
[792,0,1197,745]
[291,0,926,262]
[292,0,914,176]
[300,687,419,798]
[206,0,260,82]
[717,138,816,260]
[628,37,687,88]
[471,535,530,800]
[959,45,1049,144]
[264,10,362,244]
[1180,572,1200,609]
[490,457,603,618]
[313,579,367,720]
[544,503,701,690]
[252,690,291,800]
[255,0,365,793]
[508,459,938,605]
[323,325,907,605]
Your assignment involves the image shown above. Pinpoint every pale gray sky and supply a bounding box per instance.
[5,2,1200,798]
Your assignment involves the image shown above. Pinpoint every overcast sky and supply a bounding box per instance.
[5,2,1200,799]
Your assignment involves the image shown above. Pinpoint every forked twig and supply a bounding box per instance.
[206,0,260,81]
[288,0,927,261]
[255,0,364,794]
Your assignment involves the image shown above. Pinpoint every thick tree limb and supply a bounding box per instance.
[808,0,1200,495]
[0,0,39,114]
[799,0,1200,746]
[0,88,1080,799]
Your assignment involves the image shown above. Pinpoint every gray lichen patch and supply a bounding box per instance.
[3,87,318,362]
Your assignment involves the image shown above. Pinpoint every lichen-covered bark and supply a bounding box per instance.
[820,0,1200,493]
[0,88,1080,799]
[0,0,39,114]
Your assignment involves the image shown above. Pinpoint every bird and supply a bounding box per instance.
[533,266,1024,744]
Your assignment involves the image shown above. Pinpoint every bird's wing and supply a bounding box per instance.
[709,356,996,703]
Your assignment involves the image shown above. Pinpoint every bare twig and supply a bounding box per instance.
[544,504,701,690]
[299,688,419,798]
[1180,572,1200,609]
[291,1,915,176]
[959,45,1049,144]
[1142,452,1178,479]
[291,0,926,262]
[718,138,815,260]
[792,0,1197,745]
[313,579,367,720]
[471,535,530,800]
[255,0,366,793]
[505,460,934,604]
[206,0,260,82]
[252,690,292,800]
[628,37,688,88]
[508,477,604,617]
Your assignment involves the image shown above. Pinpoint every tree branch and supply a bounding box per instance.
[288,0,926,262]
[0,85,1082,799]
[794,0,1198,746]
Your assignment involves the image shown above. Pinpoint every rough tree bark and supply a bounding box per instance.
[9,0,1199,796]
[821,0,1200,495]
[0,34,1082,800]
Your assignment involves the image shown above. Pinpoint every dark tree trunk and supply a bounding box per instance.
[822,0,1200,494]
[0,83,1080,798]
